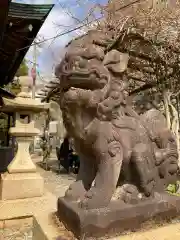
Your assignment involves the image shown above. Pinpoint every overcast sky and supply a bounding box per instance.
[12,0,108,79]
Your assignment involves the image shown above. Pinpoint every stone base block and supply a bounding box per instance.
[57,194,180,239]
[0,191,56,220]
[0,191,61,240]
[0,172,44,200]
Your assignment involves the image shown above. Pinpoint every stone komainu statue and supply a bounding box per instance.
[55,29,179,209]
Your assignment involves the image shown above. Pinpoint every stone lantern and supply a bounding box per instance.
[0,76,49,200]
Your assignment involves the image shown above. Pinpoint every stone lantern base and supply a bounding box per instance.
[0,172,44,200]
[0,76,48,201]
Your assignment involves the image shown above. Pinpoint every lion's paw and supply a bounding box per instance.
[64,182,86,201]
[79,197,104,209]
[79,188,110,209]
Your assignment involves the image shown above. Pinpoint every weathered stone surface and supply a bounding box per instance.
[55,28,178,209]
[0,172,44,200]
[55,28,179,238]
[3,217,33,229]
[58,194,180,239]
[0,191,56,220]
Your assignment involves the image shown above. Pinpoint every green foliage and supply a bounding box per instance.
[166,181,180,196]
[4,58,29,95]
[16,59,28,77]
[5,78,21,95]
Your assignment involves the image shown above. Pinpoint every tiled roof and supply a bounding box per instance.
[9,2,53,20]
[0,1,54,87]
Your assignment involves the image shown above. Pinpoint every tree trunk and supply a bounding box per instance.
[162,90,180,167]
[163,90,171,129]
[168,99,180,167]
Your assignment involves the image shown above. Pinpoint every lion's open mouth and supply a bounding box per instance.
[60,66,110,94]
[60,69,104,92]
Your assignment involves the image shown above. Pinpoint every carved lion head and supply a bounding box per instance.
[55,30,129,95]
[55,30,130,122]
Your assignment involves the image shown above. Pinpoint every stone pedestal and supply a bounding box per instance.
[7,136,37,173]
[57,194,180,240]
[0,172,44,200]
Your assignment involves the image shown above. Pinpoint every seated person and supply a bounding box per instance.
[57,136,79,173]
[58,136,72,172]
[60,136,72,160]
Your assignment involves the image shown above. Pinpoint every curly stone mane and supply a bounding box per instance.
[55,29,179,210]
[55,30,130,122]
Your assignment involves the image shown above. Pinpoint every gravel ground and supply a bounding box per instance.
[1,152,75,240]
[1,227,32,240]
[34,152,75,198]
[3,153,180,240]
